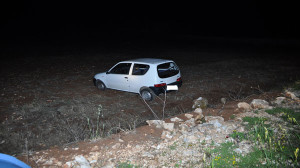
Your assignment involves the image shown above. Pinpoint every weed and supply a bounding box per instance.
[211,142,238,167]
[230,130,246,141]
[169,142,177,150]
[117,161,136,168]
[265,107,294,115]
[86,104,104,139]
[230,114,236,120]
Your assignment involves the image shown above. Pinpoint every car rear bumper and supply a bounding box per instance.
[150,80,182,95]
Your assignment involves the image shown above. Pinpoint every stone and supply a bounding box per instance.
[102,162,115,168]
[163,123,174,132]
[194,108,203,114]
[221,98,227,104]
[192,97,208,109]
[91,145,99,151]
[205,116,224,123]
[195,114,205,124]
[234,148,242,154]
[112,143,120,149]
[250,99,272,109]
[63,161,74,168]
[74,155,91,168]
[161,130,173,139]
[146,120,165,128]
[208,119,222,128]
[184,118,196,127]
[179,123,189,133]
[273,97,286,105]
[184,135,198,143]
[142,152,155,159]
[237,102,251,111]
[170,117,183,122]
[285,91,299,100]
[185,114,193,119]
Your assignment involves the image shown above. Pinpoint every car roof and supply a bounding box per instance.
[122,58,173,65]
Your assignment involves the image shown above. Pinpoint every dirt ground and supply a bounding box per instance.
[1,37,300,157]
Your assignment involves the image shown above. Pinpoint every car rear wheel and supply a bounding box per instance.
[140,87,155,101]
[96,80,106,91]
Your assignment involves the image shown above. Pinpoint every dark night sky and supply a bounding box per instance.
[1,1,299,47]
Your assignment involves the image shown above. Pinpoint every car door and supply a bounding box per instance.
[106,63,132,91]
[129,63,151,93]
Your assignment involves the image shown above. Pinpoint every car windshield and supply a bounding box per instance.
[157,62,179,78]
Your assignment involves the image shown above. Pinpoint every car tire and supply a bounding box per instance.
[96,80,106,91]
[140,87,155,101]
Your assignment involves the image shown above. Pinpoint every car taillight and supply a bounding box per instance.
[177,77,181,82]
[154,83,166,87]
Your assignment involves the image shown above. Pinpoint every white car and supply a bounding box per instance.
[93,58,182,101]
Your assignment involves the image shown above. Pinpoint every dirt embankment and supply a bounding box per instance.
[1,46,300,160]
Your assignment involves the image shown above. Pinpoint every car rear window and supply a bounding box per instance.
[132,64,150,75]
[157,62,179,78]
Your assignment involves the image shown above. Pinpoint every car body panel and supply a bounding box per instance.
[94,58,182,95]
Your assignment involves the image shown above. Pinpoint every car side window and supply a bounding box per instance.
[132,64,150,75]
[109,63,131,75]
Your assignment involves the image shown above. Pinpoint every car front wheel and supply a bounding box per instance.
[140,87,155,101]
[96,80,106,91]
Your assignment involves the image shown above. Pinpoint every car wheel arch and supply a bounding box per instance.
[139,86,155,101]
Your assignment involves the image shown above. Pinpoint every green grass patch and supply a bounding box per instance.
[230,130,247,141]
[265,107,294,115]
[230,114,236,120]
[211,142,238,167]
[242,117,267,130]
[117,162,135,168]
[169,142,177,150]
[266,107,300,125]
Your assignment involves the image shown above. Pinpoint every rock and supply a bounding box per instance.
[112,143,120,149]
[184,118,196,127]
[236,126,245,132]
[63,162,73,168]
[179,124,189,133]
[205,116,224,123]
[185,114,193,119]
[91,146,99,151]
[184,135,198,143]
[102,162,115,168]
[74,155,91,168]
[163,123,174,131]
[161,130,173,139]
[208,119,222,128]
[237,102,251,111]
[273,97,286,105]
[285,91,299,100]
[194,108,203,114]
[170,117,183,122]
[146,120,165,128]
[142,152,155,159]
[234,148,242,154]
[250,99,272,109]
[237,141,253,156]
[192,97,208,109]
[221,98,227,104]
[195,114,205,125]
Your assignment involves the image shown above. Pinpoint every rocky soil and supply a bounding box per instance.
[18,89,300,167]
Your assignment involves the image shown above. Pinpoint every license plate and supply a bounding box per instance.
[167,85,178,91]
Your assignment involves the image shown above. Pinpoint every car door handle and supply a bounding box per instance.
[124,77,128,79]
